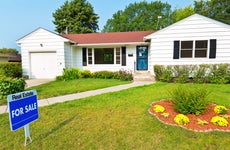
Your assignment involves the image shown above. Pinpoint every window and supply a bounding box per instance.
[88,48,92,64]
[116,48,120,64]
[181,41,193,58]
[195,40,207,58]
[94,48,114,64]
[174,39,216,59]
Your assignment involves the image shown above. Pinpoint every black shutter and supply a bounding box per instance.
[173,41,180,59]
[209,39,216,59]
[82,48,87,66]
[122,47,126,66]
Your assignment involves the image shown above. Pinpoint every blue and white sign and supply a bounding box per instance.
[8,90,39,131]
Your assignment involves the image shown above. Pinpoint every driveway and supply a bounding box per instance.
[25,79,54,88]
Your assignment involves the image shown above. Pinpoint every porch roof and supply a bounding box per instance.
[61,30,154,45]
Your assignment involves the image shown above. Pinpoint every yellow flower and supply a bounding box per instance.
[214,105,227,114]
[153,104,165,113]
[174,114,190,125]
[211,116,228,127]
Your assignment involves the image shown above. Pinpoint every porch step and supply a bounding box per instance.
[133,71,155,82]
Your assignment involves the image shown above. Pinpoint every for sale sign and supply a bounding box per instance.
[8,90,39,131]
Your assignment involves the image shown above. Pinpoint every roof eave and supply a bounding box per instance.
[74,42,150,47]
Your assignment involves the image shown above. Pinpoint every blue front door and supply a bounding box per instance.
[136,46,148,70]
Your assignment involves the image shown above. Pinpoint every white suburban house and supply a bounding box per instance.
[17,14,230,79]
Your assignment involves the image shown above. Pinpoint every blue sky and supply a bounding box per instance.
[0,0,194,50]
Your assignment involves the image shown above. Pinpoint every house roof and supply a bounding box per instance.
[0,54,21,62]
[17,27,73,44]
[144,13,230,39]
[61,30,155,45]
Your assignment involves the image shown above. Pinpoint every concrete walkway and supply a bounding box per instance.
[0,81,153,114]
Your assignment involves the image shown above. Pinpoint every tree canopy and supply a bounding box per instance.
[53,0,99,34]
[0,48,18,54]
[194,0,230,25]
[171,5,195,22]
[102,1,172,32]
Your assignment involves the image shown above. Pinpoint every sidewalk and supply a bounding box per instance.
[0,81,153,114]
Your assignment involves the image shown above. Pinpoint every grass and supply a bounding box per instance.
[0,83,230,149]
[0,78,130,105]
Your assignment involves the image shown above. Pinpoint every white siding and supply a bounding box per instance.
[147,14,230,74]
[17,28,69,78]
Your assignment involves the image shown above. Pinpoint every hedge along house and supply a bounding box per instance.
[144,13,230,74]
[17,28,154,79]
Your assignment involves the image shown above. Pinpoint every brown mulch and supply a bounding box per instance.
[149,100,230,132]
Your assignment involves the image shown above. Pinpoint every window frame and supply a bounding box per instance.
[180,40,209,59]
[86,47,122,65]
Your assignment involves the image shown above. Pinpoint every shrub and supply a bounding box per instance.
[214,105,227,115]
[173,65,193,83]
[81,70,92,78]
[211,116,228,127]
[0,78,25,99]
[209,64,229,84]
[154,65,164,81]
[154,65,173,82]
[169,86,210,115]
[117,69,133,81]
[174,114,190,125]
[193,64,210,83]
[61,68,81,80]
[0,62,22,78]
[153,104,165,113]
[92,71,115,79]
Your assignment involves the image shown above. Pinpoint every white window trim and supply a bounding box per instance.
[180,40,209,59]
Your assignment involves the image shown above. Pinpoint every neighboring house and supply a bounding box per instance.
[0,54,21,62]
[17,14,230,79]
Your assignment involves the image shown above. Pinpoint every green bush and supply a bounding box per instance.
[81,70,92,78]
[209,64,229,84]
[154,65,172,82]
[169,86,210,115]
[0,78,25,99]
[61,68,81,80]
[92,71,114,79]
[117,69,133,81]
[153,65,164,81]
[173,65,192,83]
[154,64,230,84]
[193,64,210,83]
[0,62,22,78]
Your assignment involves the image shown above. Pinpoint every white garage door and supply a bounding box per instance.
[30,52,58,79]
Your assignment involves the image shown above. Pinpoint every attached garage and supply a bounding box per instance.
[17,28,72,79]
[30,52,58,79]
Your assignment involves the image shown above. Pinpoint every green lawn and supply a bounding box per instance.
[0,78,130,105]
[0,83,230,149]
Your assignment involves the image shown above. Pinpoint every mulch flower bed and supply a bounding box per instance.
[149,100,230,132]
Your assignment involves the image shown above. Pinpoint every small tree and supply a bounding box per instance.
[53,0,99,34]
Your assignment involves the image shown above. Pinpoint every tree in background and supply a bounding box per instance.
[53,0,99,34]
[194,0,230,24]
[102,1,172,32]
[171,5,195,22]
[0,48,18,54]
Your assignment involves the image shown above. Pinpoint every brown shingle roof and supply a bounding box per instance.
[61,31,154,45]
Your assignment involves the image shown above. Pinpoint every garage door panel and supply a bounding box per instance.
[30,52,57,79]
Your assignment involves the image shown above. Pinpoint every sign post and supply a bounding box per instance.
[7,90,39,146]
